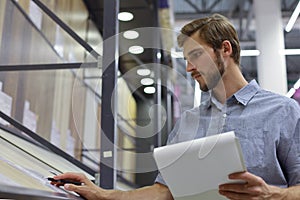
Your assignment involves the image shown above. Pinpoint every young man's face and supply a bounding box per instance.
[183,32,225,92]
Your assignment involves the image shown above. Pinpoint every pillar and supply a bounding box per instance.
[253,0,287,94]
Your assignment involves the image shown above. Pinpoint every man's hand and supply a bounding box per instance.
[218,172,287,200]
[51,172,174,200]
[51,172,118,200]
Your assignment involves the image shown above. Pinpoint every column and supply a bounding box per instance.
[253,0,287,95]
[100,0,119,189]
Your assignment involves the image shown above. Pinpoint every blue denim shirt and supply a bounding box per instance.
[155,80,300,187]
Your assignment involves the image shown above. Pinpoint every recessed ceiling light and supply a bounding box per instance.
[128,45,144,54]
[123,30,139,39]
[118,12,134,21]
[156,52,162,59]
[141,78,154,86]
[144,86,156,94]
[137,69,151,76]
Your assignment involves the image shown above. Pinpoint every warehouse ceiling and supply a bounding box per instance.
[83,0,300,102]
[172,0,300,88]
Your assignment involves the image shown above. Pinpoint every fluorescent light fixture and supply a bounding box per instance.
[286,78,300,97]
[286,88,296,98]
[283,49,300,55]
[141,78,154,86]
[171,51,184,58]
[128,45,144,54]
[137,69,151,76]
[240,50,260,57]
[285,1,300,32]
[294,79,300,90]
[118,12,134,21]
[144,86,156,94]
[123,30,139,39]
[170,50,261,58]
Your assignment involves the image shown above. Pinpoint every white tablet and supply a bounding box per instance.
[153,131,246,200]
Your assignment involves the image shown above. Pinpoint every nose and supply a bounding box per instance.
[186,61,196,72]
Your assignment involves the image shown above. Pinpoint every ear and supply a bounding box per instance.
[221,40,232,57]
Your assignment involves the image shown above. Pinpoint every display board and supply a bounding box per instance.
[0,128,94,199]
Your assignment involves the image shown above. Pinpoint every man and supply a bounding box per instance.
[53,14,300,199]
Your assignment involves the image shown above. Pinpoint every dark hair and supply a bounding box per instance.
[177,14,241,65]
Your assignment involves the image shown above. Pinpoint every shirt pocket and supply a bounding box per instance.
[235,128,266,169]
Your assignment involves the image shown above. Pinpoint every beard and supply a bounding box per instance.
[199,51,225,92]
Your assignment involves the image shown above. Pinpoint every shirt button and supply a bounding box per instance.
[223,113,227,118]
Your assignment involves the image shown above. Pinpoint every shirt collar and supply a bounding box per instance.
[233,80,260,106]
[200,91,212,109]
[200,80,260,109]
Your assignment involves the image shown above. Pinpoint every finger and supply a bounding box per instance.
[219,190,255,200]
[53,172,92,186]
[54,172,85,181]
[64,184,89,196]
[219,183,250,194]
[229,172,261,184]
[64,184,99,199]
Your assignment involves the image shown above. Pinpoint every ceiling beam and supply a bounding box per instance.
[208,0,222,11]
[184,0,202,13]
[241,1,254,41]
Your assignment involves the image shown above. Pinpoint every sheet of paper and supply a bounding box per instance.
[154,131,246,199]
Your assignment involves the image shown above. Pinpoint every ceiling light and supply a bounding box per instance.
[283,49,300,55]
[171,50,184,58]
[137,69,151,76]
[286,78,300,97]
[118,12,134,21]
[285,1,300,32]
[170,50,262,58]
[128,45,144,54]
[286,88,296,98]
[157,52,162,59]
[240,50,260,57]
[144,86,156,94]
[294,79,300,90]
[123,30,139,39]
[141,78,154,86]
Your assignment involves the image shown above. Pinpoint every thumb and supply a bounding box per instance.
[64,184,76,191]
[64,184,90,197]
